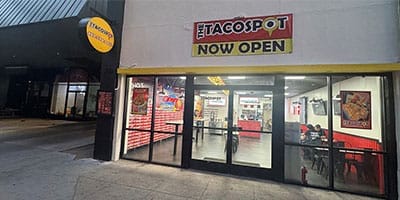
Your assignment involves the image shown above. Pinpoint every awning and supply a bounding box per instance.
[117,63,400,75]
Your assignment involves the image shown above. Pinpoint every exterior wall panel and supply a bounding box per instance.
[120,0,400,68]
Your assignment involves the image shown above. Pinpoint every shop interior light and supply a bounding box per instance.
[179,76,186,80]
[332,94,341,100]
[285,92,289,96]
[207,76,229,95]
[285,86,289,90]
[4,65,28,69]
[227,76,246,80]
[235,91,247,95]
[264,94,273,97]
[207,91,218,94]
[284,76,305,80]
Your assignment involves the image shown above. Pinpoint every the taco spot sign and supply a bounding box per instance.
[192,14,293,57]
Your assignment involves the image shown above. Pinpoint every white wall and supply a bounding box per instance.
[120,0,399,68]
[286,76,382,142]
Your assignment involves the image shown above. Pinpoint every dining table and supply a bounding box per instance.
[166,120,183,155]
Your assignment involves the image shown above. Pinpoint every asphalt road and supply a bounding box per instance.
[0,118,95,159]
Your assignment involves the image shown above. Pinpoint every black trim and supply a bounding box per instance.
[182,75,194,168]
[273,75,285,181]
[148,77,157,162]
[327,76,334,189]
[382,73,398,200]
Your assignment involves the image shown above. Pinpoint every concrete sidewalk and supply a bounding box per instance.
[0,141,380,200]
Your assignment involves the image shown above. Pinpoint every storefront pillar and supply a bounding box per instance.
[93,0,125,161]
[111,75,126,161]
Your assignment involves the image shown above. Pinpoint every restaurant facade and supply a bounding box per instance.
[90,0,400,199]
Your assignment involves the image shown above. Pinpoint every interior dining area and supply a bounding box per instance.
[284,75,386,196]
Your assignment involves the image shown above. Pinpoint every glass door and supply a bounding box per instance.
[191,88,274,170]
[231,90,273,169]
[65,91,85,118]
[192,89,229,163]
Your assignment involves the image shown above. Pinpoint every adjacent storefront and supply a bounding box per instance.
[111,1,399,199]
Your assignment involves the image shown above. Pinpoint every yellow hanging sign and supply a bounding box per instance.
[86,17,114,53]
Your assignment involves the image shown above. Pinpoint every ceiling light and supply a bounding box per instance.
[285,76,305,80]
[4,65,28,69]
[207,91,217,94]
[284,93,289,96]
[264,94,273,97]
[285,86,288,90]
[179,76,186,80]
[235,91,247,95]
[228,76,246,80]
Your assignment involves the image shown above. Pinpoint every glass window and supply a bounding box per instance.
[152,76,185,165]
[50,83,67,115]
[125,77,154,131]
[284,76,329,188]
[123,130,151,161]
[153,77,185,133]
[284,76,328,146]
[332,76,384,196]
[85,83,100,118]
[123,76,185,166]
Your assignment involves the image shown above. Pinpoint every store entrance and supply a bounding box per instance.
[191,86,277,179]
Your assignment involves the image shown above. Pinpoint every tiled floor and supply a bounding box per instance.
[124,129,272,168]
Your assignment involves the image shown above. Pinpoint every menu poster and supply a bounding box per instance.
[97,90,114,116]
[131,88,149,115]
[340,91,371,129]
[157,86,184,111]
[194,95,204,119]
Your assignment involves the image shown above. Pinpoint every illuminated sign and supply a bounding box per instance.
[240,97,259,104]
[86,17,114,53]
[192,14,293,57]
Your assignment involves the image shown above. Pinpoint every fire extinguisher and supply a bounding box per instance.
[301,165,308,185]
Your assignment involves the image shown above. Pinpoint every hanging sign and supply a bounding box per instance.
[80,17,115,53]
[192,14,293,57]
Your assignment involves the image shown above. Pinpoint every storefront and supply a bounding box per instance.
[108,1,399,199]
[0,0,107,119]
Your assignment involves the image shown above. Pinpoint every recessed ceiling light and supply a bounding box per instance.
[285,76,305,80]
[235,91,247,95]
[228,76,246,80]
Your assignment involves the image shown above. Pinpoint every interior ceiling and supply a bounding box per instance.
[164,76,350,98]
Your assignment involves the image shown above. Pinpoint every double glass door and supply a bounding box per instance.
[191,88,275,175]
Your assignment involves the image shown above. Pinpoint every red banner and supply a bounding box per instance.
[193,14,293,44]
[97,91,113,116]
